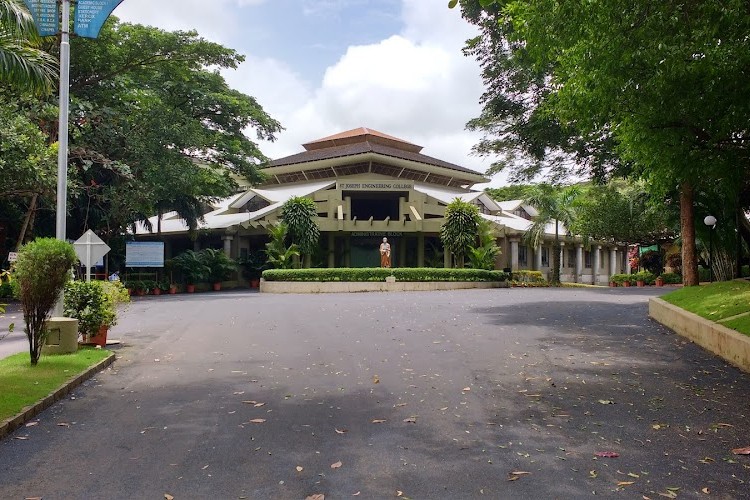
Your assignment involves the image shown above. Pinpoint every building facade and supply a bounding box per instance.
[136,128,628,283]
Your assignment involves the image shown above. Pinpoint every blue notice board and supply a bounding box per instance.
[74,0,124,39]
[22,0,59,37]
[125,242,165,268]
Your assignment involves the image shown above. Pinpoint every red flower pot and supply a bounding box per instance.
[636,280,645,287]
[250,279,260,289]
[186,284,196,293]
[212,283,222,291]
[622,281,631,287]
[169,286,177,294]
[152,287,162,295]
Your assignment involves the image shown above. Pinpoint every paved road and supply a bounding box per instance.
[1,288,748,499]
[0,302,27,360]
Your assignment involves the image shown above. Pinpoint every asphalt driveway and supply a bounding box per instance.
[1,287,748,499]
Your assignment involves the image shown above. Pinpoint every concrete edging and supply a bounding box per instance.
[260,280,510,294]
[649,297,750,373]
[0,351,116,440]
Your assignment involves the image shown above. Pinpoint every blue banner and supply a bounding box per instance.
[22,0,59,37]
[74,0,124,39]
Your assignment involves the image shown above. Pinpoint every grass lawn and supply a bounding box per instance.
[662,280,750,335]
[0,348,112,421]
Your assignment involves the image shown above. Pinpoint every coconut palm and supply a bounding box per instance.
[0,0,57,93]
[524,184,580,285]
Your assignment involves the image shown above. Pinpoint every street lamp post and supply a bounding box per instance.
[704,215,717,283]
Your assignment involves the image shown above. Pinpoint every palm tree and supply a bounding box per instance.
[524,184,580,285]
[0,0,57,93]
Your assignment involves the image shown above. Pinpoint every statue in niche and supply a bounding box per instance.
[379,237,391,268]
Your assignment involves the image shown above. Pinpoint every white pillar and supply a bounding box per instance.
[610,248,618,276]
[222,235,233,258]
[535,245,543,271]
[559,241,566,279]
[575,243,583,283]
[510,238,520,271]
[593,245,601,284]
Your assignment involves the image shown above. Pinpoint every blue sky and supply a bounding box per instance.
[112,0,503,186]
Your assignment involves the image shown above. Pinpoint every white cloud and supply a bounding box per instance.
[115,0,503,185]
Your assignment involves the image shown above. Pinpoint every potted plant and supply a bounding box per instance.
[238,250,266,289]
[655,275,665,287]
[64,280,129,347]
[200,248,236,291]
[173,250,209,293]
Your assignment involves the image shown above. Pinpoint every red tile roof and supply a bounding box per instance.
[303,127,423,153]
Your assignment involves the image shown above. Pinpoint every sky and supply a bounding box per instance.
[112,0,503,188]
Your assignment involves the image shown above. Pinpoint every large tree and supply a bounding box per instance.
[455,0,750,286]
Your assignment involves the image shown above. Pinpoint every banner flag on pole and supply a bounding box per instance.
[22,0,59,36]
[74,0,124,39]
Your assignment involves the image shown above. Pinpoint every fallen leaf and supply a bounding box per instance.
[439,407,448,411]
[462,387,471,392]
[202,465,209,470]
[335,428,348,434]
[25,421,39,427]
[24,497,42,500]
[331,461,342,469]
[353,492,361,496]
[306,495,325,500]
[395,491,403,497]
[394,403,407,407]
[732,446,750,455]
[165,495,174,500]
[242,401,258,405]
[589,470,598,478]
[617,481,635,486]
[510,471,531,476]
[254,403,265,408]
[372,419,386,424]
[702,487,710,494]
[403,417,417,423]
[248,419,266,424]
[598,399,614,405]
[57,423,70,427]
[296,466,304,472]
[595,451,619,458]
[13,436,29,440]
[373,375,380,384]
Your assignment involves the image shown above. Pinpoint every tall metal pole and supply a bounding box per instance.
[54,0,71,316]
[56,0,70,242]
[709,228,714,283]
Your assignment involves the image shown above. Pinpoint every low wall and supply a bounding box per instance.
[649,298,750,373]
[260,280,509,294]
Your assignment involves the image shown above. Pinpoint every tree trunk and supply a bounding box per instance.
[16,194,39,251]
[552,219,561,284]
[679,181,699,286]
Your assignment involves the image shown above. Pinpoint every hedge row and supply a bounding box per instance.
[262,268,510,282]
[511,270,546,283]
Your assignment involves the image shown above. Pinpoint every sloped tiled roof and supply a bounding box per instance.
[303,127,422,153]
[269,139,481,178]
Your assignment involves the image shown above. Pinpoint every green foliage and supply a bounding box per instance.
[281,196,320,264]
[262,268,510,283]
[264,223,300,269]
[237,250,266,280]
[663,280,750,323]
[63,280,128,338]
[0,0,57,93]
[441,199,481,267]
[172,250,210,285]
[631,271,656,285]
[610,274,633,285]
[658,272,682,285]
[485,185,537,202]
[13,238,77,365]
[467,218,500,270]
[198,248,237,283]
[524,184,579,284]
[639,250,663,276]
[510,270,546,283]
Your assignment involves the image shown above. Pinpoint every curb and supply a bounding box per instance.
[260,280,510,294]
[0,351,116,440]
[649,297,750,373]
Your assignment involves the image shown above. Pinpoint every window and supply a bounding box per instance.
[541,247,549,267]
[584,250,592,268]
[519,245,528,267]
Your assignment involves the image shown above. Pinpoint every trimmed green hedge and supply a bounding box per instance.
[262,268,510,282]
[511,270,546,283]
[658,272,682,284]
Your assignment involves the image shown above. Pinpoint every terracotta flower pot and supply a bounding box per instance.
[186,284,196,293]
[83,325,108,347]
[622,281,631,287]
[136,289,146,296]
[609,281,617,287]
[655,278,664,287]
[152,287,162,295]
[636,280,645,287]
[249,279,260,289]
[212,282,222,291]
[169,286,177,294]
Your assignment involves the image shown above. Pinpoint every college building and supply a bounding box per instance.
[136,127,629,283]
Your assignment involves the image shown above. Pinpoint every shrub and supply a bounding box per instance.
[262,268,510,282]
[0,269,13,299]
[64,280,130,339]
[632,271,656,285]
[441,199,480,267]
[199,248,237,283]
[665,253,682,275]
[510,270,546,283]
[658,272,682,284]
[172,250,210,284]
[13,238,77,365]
[640,250,663,275]
[610,273,632,284]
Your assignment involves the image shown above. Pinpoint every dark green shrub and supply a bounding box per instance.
[640,250,663,275]
[14,238,77,365]
[262,268,510,282]
[658,272,682,284]
[172,250,210,284]
[199,248,237,283]
[610,273,632,284]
